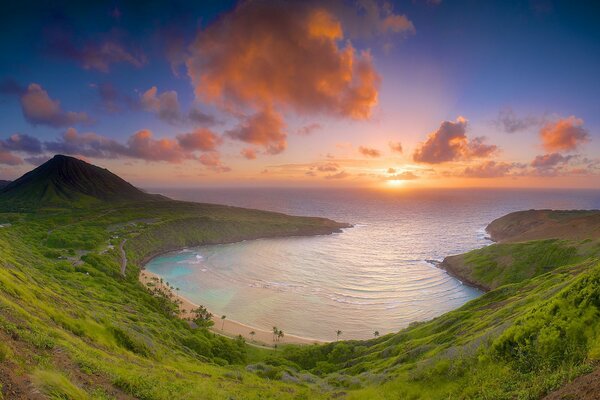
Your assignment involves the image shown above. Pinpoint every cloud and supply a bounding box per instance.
[188,108,217,126]
[316,162,339,172]
[358,146,381,157]
[198,152,231,172]
[20,84,90,127]
[387,167,396,173]
[186,0,408,155]
[0,151,22,166]
[540,116,590,152]
[325,170,350,179]
[296,123,322,135]
[46,29,146,73]
[241,148,257,160]
[177,128,221,151]
[0,133,43,165]
[126,129,187,163]
[531,153,575,168]
[43,127,228,171]
[388,171,418,180]
[45,127,127,158]
[2,133,43,154]
[468,136,498,158]
[412,117,497,164]
[141,86,182,124]
[495,107,539,133]
[462,161,515,178]
[329,0,415,38]
[388,141,403,153]
[226,107,287,154]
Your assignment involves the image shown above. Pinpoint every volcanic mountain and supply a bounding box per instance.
[0,155,164,206]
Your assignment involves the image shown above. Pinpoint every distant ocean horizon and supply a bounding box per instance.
[144,188,600,340]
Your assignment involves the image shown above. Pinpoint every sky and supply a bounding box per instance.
[1,0,599,189]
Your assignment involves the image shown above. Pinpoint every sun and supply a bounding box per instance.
[386,179,406,188]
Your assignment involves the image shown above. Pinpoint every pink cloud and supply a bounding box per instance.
[20,83,90,127]
[462,161,515,178]
[140,86,182,123]
[358,146,381,158]
[540,116,590,152]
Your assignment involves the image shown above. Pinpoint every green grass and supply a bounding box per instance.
[31,370,89,400]
[0,201,599,399]
[443,238,600,290]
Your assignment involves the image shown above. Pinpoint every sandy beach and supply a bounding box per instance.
[139,270,324,347]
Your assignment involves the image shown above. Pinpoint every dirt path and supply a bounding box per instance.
[543,366,600,400]
[119,239,127,276]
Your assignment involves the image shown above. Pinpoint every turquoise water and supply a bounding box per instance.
[146,188,600,340]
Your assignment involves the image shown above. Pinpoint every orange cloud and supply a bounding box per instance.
[43,128,227,171]
[186,1,388,154]
[227,107,287,154]
[241,148,257,160]
[199,152,231,172]
[325,170,350,179]
[413,117,497,164]
[540,116,590,151]
[177,128,221,151]
[389,141,403,153]
[388,171,417,180]
[126,129,185,163]
[316,162,339,172]
[358,146,381,157]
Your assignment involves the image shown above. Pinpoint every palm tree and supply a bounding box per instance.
[374,331,380,338]
[249,331,256,341]
[221,315,226,330]
[277,330,284,342]
[272,326,278,342]
[336,330,342,341]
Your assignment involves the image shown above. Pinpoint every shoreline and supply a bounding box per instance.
[135,226,351,267]
[139,269,325,347]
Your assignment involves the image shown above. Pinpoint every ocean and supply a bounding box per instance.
[145,188,600,340]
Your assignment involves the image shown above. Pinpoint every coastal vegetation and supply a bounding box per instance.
[0,156,599,399]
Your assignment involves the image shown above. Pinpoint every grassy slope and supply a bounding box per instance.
[1,204,600,399]
[270,253,600,399]
[0,201,346,400]
[440,210,600,291]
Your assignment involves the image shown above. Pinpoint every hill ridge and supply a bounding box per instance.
[0,154,164,207]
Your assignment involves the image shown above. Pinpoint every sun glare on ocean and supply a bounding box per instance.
[386,179,407,188]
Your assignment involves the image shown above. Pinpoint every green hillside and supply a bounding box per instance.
[0,159,599,399]
[0,155,163,208]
